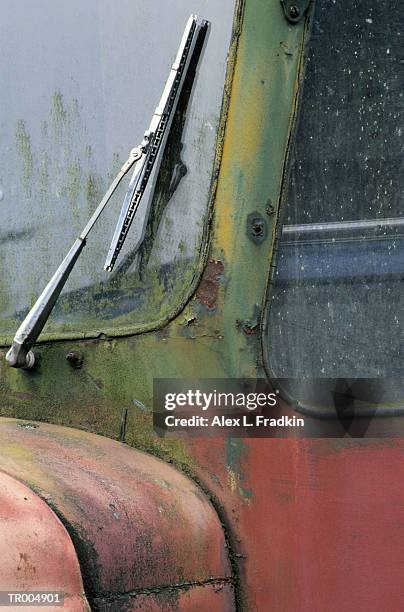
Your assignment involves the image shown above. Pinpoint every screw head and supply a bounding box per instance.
[289,4,300,19]
[247,212,267,244]
[252,221,264,236]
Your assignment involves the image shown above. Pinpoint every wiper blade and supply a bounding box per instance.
[104,14,204,272]
[6,14,207,369]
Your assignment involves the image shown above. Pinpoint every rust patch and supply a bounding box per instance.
[243,324,257,335]
[195,260,224,310]
[235,319,258,335]
[236,305,261,337]
[236,320,258,335]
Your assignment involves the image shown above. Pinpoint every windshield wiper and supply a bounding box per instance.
[6,14,207,369]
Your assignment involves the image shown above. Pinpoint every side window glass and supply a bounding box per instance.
[264,1,404,410]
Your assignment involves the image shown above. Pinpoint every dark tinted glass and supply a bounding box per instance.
[265,0,404,412]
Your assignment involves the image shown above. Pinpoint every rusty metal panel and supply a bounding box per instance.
[93,583,235,611]
[184,434,404,612]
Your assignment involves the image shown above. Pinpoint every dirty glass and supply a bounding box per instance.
[0,1,236,341]
[264,0,404,412]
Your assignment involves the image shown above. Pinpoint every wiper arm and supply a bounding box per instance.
[6,14,206,369]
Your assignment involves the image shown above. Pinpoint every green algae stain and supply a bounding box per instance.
[38,152,50,201]
[108,152,122,182]
[0,258,11,314]
[15,119,34,197]
[164,216,173,230]
[6,85,206,342]
[86,172,103,213]
[40,120,48,138]
[51,90,67,123]
[66,159,82,211]
[226,437,253,501]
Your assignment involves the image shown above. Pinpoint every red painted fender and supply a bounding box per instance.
[0,471,89,611]
[0,418,235,611]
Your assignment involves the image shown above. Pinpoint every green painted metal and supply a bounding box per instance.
[0,0,307,469]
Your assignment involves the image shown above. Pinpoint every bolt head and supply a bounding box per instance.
[289,4,300,19]
[66,350,84,369]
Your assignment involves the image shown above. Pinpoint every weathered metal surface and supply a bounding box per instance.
[0,470,89,611]
[194,260,224,311]
[92,582,235,611]
[0,1,308,609]
[235,438,404,611]
[0,419,234,609]
[183,433,404,611]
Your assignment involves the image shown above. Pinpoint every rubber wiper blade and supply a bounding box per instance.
[104,14,205,272]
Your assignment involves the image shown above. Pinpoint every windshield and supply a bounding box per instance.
[0,0,236,342]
